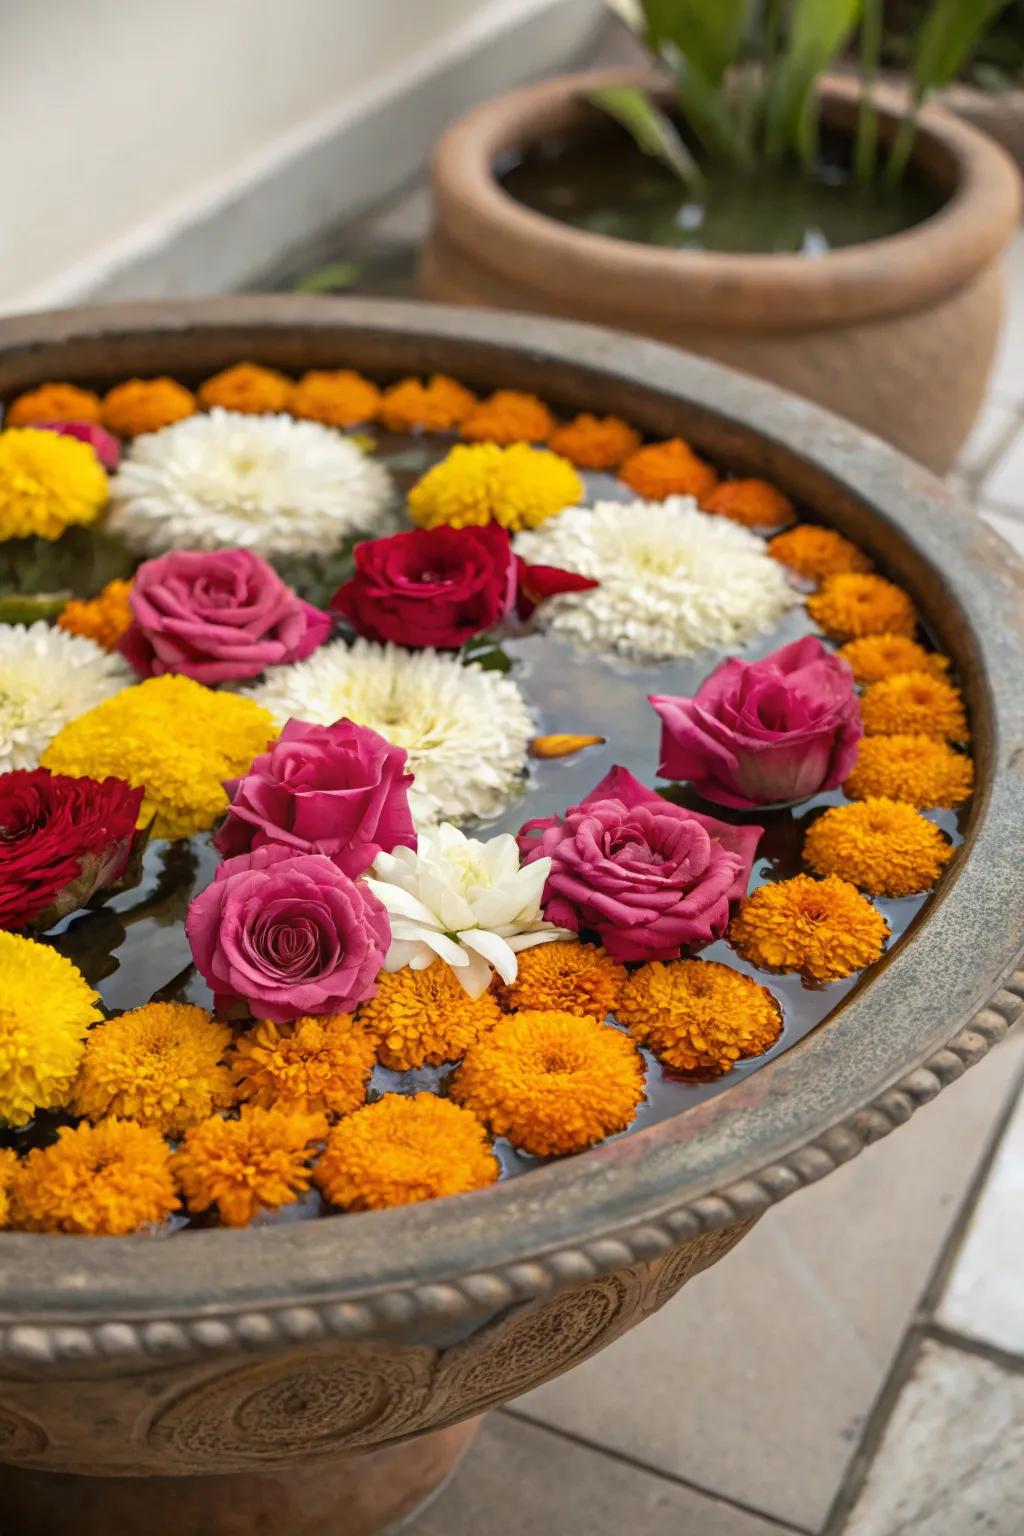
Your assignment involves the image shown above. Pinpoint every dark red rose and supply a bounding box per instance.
[514,556,600,619]
[0,769,145,931]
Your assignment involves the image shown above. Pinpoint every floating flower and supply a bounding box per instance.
[803,798,954,897]
[618,958,782,1076]
[57,578,134,650]
[0,623,132,773]
[289,369,381,427]
[41,674,274,839]
[34,419,121,470]
[101,377,196,437]
[618,437,717,502]
[315,1093,499,1210]
[6,381,101,427]
[231,1014,376,1116]
[0,932,102,1126]
[366,822,571,999]
[71,1002,234,1134]
[807,572,916,641]
[650,637,862,808]
[357,958,502,1068]
[198,362,292,414]
[0,1148,17,1228]
[108,409,395,558]
[860,671,969,742]
[768,524,872,582]
[514,498,796,661]
[408,442,581,533]
[843,733,974,808]
[703,478,795,528]
[460,389,555,444]
[451,1011,645,1156]
[836,634,950,686]
[0,427,108,540]
[247,639,533,824]
[378,374,477,432]
[174,1106,327,1227]
[729,873,889,981]
[10,1120,179,1235]
[495,939,626,1019]
[548,414,641,469]
[514,555,600,618]
[529,733,605,759]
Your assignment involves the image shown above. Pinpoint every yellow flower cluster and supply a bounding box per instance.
[10,1119,179,1236]
[804,798,954,897]
[174,1106,327,1228]
[409,441,582,532]
[860,671,968,743]
[0,428,108,541]
[0,932,101,1127]
[57,577,134,650]
[843,733,974,809]
[102,377,196,437]
[358,959,500,1070]
[72,1002,234,1135]
[729,874,890,982]
[231,1014,376,1116]
[618,959,782,1077]
[6,381,101,427]
[496,940,626,1019]
[315,1093,499,1211]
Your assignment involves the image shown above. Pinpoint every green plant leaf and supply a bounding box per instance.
[764,0,864,164]
[583,85,705,188]
[910,0,1012,96]
[291,259,363,294]
[640,0,750,84]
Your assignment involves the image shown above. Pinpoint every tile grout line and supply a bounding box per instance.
[923,1321,1024,1378]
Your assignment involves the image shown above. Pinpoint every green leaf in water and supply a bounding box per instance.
[461,634,513,674]
[291,259,364,294]
[763,0,863,166]
[0,590,72,624]
[583,85,705,190]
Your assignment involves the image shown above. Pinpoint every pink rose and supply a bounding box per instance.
[35,419,121,470]
[518,765,761,962]
[185,844,390,1022]
[121,549,332,684]
[650,637,862,810]
[214,717,416,876]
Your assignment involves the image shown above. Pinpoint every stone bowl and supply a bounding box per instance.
[0,297,1021,1536]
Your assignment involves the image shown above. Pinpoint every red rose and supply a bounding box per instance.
[0,769,145,931]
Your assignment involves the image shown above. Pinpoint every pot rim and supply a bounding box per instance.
[0,295,1021,1350]
[427,68,1022,331]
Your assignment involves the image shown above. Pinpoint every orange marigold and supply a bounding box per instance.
[315,1093,499,1211]
[10,1120,179,1236]
[0,1147,18,1229]
[6,381,101,427]
[843,733,974,809]
[57,577,134,651]
[729,874,889,982]
[618,437,718,502]
[102,377,196,437]
[231,1014,376,1117]
[837,634,950,686]
[804,798,953,897]
[547,414,641,470]
[357,960,501,1070]
[460,390,555,444]
[768,523,872,582]
[174,1106,327,1228]
[617,959,782,1077]
[807,572,916,641]
[703,477,794,528]
[451,1010,645,1157]
[288,369,381,427]
[496,940,626,1019]
[860,671,968,742]
[378,374,477,432]
[198,362,292,414]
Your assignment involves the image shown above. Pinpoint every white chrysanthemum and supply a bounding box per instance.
[514,496,798,661]
[367,823,572,997]
[0,623,133,771]
[107,408,395,558]
[246,640,533,823]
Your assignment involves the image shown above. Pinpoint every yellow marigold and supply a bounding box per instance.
[843,733,974,809]
[198,362,292,415]
[357,960,501,1070]
[0,932,101,1127]
[547,414,642,470]
[6,381,101,427]
[378,374,478,432]
[451,1010,645,1157]
[768,523,873,582]
[175,1106,327,1228]
[57,577,134,651]
[0,1147,19,1229]
[231,1014,376,1116]
[41,674,274,839]
[288,369,381,427]
[460,389,555,444]
[408,441,582,533]
[101,377,196,438]
[807,572,916,641]
[10,1119,179,1236]
[496,940,626,1019]
[803,798,953,897]
[0,428,108,541]
[860,671,969,743]
[729,874,889,982]
[618,437,718,502]
[703,477,795,528]
[315,1092,498,1211]
[71,1002,234,1135]
[617,959,782,1077]
[837,634,950,686]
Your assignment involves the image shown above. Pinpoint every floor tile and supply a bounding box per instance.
[841,1339,1024,1535]
[513,1030,1024,1533]
[405,1412,796,1536]
[989,227,1024,404]
[980,505,1024,559]
[979,422,1024,510]
[957,402,1020,481]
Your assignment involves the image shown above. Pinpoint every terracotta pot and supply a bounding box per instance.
[935,81,1024,177]
[419,70,1022,474]
[0,297,1022,1536]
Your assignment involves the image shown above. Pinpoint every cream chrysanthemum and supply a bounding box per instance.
[514,497,797,661]
[107,408,395,558]
[0,623,132,772]
[247,639,533,823]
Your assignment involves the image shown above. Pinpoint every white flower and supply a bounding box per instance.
[107,408,395,558]
[0,623,133,771]
[366,823,572,997]
[514,496,798,661]
[246,639,533,824]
